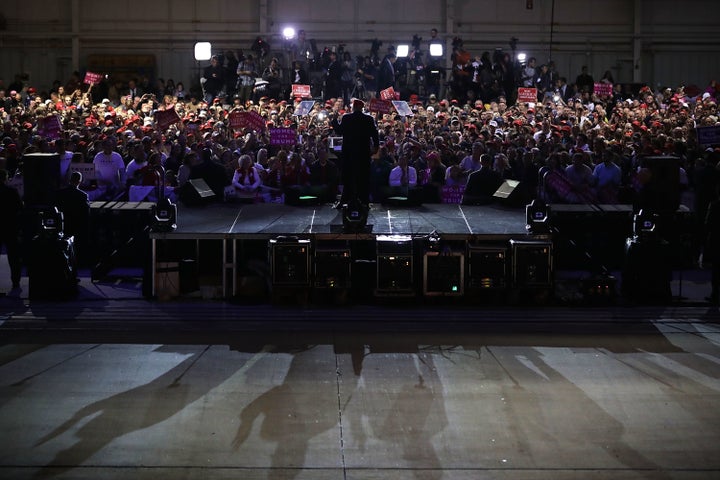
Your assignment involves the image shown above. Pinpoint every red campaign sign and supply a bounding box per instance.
[593,82,613,96]
[155,107,181,131]
[269,128,297,146]
[84,71,104,85]
[380,86,396,101]
[517,87,538,103]
[369,98,393,114]
[228,111,266,132]
[291,84,312,98]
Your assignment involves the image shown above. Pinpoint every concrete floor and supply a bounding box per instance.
[1,315,720,480]
[1,255,720,479]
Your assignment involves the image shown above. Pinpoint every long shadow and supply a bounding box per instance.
[232,344,349,480]
[31,345,247,479]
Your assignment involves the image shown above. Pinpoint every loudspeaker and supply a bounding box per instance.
[423,251,464,296]
[180,178,216,206]
[493,179,526,206]
[22,153,61,206]
[638,156,680,212]
[269,237,311,287]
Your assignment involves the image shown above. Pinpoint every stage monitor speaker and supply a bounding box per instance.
[314,246,352,289]
[22,153,61,206]
[269,237,311,287]
[423,251,464,296]
[510,239,553,289]
[375,235,414,296]
[493,179,525,206]
[467,244,508,290]
[180,178,216,206]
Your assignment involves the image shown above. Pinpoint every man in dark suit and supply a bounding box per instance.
[376,53,397,96]
[461,154,503,205]
[331,99,379,206]
[0,169,24,289]
[55,171,90,264]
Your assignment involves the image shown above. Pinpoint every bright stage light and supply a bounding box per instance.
[429,43,443,57]
[283,27,296,40]
[396,45,410,58]
[517,52,527,63]
[194,42,212,61]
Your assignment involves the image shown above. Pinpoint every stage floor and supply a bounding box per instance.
[158,202,531,240]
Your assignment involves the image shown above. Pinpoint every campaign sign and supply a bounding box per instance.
[380,86,396,101]
[294,100,315,116]
[37,115,62,140]
[594,82,613,96]
[70,162,97,181]
[84,71,104,85]
[392,101,414,117]
[270,128,297,146]
[369,98,393,114]
[517,87,538,103]
[229,111,266,132]
[291,84,312,98]
[156,107,181,131]
[441,184,466,204]
[697,125,720,146]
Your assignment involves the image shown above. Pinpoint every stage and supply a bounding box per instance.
[86,200,696,304]
[157,201,531,240]
[141,201,558,301]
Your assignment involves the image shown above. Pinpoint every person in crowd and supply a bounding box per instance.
[236,54,258,104]
[565,152,596,204]
[232,153,262,201]
[324,52,343,101]
[308,144,340,203]
[592,150,622,203]
[388,152,418,197]
[575,65,595,94]
[461,153,503,205]
[376,52,397,96]
[55,170,90,262]
[91,136,126,201]
[202,55,226,104]
[262,57,283,101]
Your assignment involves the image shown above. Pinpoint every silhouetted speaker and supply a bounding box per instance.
[638,156,680,212]
[180,178,216,206]
[493,179,526,206]
[22,153,61,206]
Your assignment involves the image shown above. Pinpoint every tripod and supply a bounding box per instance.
[350,77,365,100]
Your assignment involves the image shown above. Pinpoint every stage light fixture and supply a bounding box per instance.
[517,52,527,63]
[396,45,410,58]
[282,26,296,40]
[429,43,443,57]
[194,42,212,61]
[525,199,550,234]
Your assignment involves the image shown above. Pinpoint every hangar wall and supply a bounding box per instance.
[0,0,718,93]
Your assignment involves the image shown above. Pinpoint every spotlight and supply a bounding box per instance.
[282,26,296,40]
[396,45,410,58]
[194,42,212,61]
[429,43,443,57]
[517,52,527,63]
